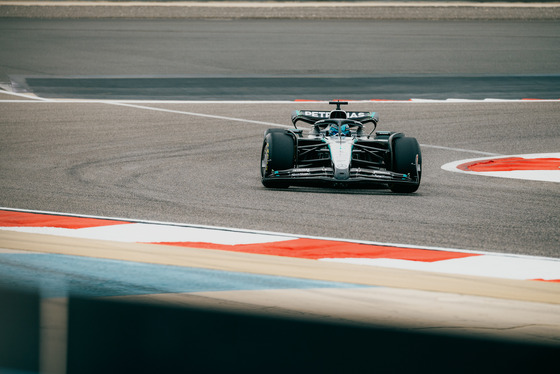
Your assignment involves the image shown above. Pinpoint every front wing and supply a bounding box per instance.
[263,166,418,187]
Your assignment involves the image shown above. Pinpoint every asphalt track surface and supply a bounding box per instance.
[2,97,559,257]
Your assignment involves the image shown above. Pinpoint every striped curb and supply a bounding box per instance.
[1,208,559,282]
[442,153,560,183]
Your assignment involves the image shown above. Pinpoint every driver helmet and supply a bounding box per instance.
[329,124,351,137]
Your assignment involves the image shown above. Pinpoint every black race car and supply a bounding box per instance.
[260,101,421,193]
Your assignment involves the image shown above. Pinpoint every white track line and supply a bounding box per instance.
[0,90,51,101]
[421,145,502,156]
[105,101,291,128]
[1,90,559,104]
[1,91,549,158]
[0,90,517,158]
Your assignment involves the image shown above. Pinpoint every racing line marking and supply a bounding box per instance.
[1,208,559,282]
[0,90,517,156]
[105,101,292,128]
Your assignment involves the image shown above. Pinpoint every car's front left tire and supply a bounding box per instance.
[261,129,295,188]
[389,136,422,193]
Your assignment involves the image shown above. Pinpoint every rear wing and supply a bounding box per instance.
[291,110,379,127]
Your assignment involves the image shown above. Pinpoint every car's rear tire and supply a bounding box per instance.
[261,129,295,188]
[389,136,422,193]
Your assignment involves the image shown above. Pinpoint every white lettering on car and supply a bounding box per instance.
[304,111,329,118]
[301,111,369,119]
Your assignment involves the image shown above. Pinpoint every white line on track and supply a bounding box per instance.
[105,101,292,128]
[0,91,51,101]
[0,90,533,156]
[421,144,502,156]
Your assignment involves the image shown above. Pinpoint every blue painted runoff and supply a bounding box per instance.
[0,253,366,298]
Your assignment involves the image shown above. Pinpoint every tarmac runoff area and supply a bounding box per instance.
[0,1,559,20]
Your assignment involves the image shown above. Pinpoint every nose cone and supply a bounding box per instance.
[328,138,353,180]
[334,164,350,180]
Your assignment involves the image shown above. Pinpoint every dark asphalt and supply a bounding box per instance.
[9,75,560,100]
[1,100,559,258]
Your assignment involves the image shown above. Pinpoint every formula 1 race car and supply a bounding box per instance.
[260,101,421,193]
